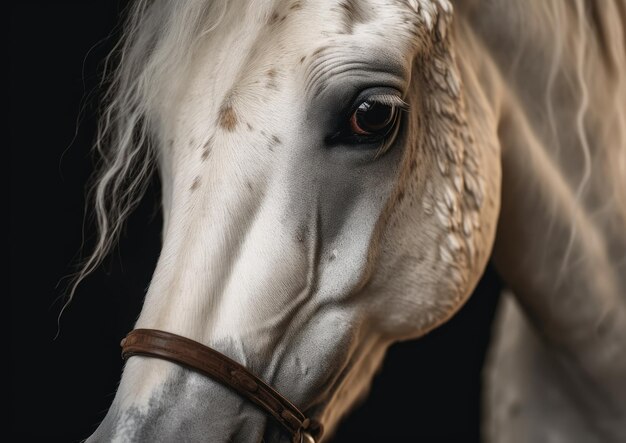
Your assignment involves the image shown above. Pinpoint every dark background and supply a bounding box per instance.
[10,2,502,441]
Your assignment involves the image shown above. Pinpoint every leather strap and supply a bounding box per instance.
[121,329,323,443]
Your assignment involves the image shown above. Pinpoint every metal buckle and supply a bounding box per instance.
[300,431,316,443]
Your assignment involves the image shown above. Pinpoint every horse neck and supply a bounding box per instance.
[454,0,626,415]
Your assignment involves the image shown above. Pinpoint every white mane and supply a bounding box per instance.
[67,0,246,302]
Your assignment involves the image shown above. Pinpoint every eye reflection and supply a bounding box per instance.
[349,101,398,136]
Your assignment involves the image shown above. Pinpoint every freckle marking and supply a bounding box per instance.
[290,1,302,10]
[299,56,306,64]
[218,104,238,131]
[312,46,327,57]
[296,225,308,243]
[246,181,253,190]
[190,176,201,191]
[337,0,371,34]
[267,134,281,152]
[246,122,253,131]
[201,137,212,161]
[268,11,287,25]
[266,68,279,90]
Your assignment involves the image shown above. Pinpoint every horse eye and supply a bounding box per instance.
[349,101,398,136]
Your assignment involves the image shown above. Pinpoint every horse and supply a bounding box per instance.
[75,0,626,441]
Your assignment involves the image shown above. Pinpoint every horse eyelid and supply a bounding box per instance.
[365,94,409,111]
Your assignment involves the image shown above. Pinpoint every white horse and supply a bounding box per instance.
[76,0,626,441]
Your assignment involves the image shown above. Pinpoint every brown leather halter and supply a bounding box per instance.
[121,329,323,443]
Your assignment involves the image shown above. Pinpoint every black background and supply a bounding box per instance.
[10,2,502,441]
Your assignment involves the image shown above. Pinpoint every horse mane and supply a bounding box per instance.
[63,0,224,307]
[64,0,626,309]
[529,0,626,276]
[458,0,625,280]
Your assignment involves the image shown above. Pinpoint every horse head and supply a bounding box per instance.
[86,0,501,441]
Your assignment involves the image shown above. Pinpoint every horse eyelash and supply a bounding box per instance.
[366,94,410,111]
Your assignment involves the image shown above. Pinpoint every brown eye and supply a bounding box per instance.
[349,101,398,135]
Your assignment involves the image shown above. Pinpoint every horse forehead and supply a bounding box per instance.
[174,0,429,151]
[263,0,419,30]
[205,0,422,76]
[194,0,423,116]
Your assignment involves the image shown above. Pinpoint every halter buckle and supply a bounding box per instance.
[299,430,316,443]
